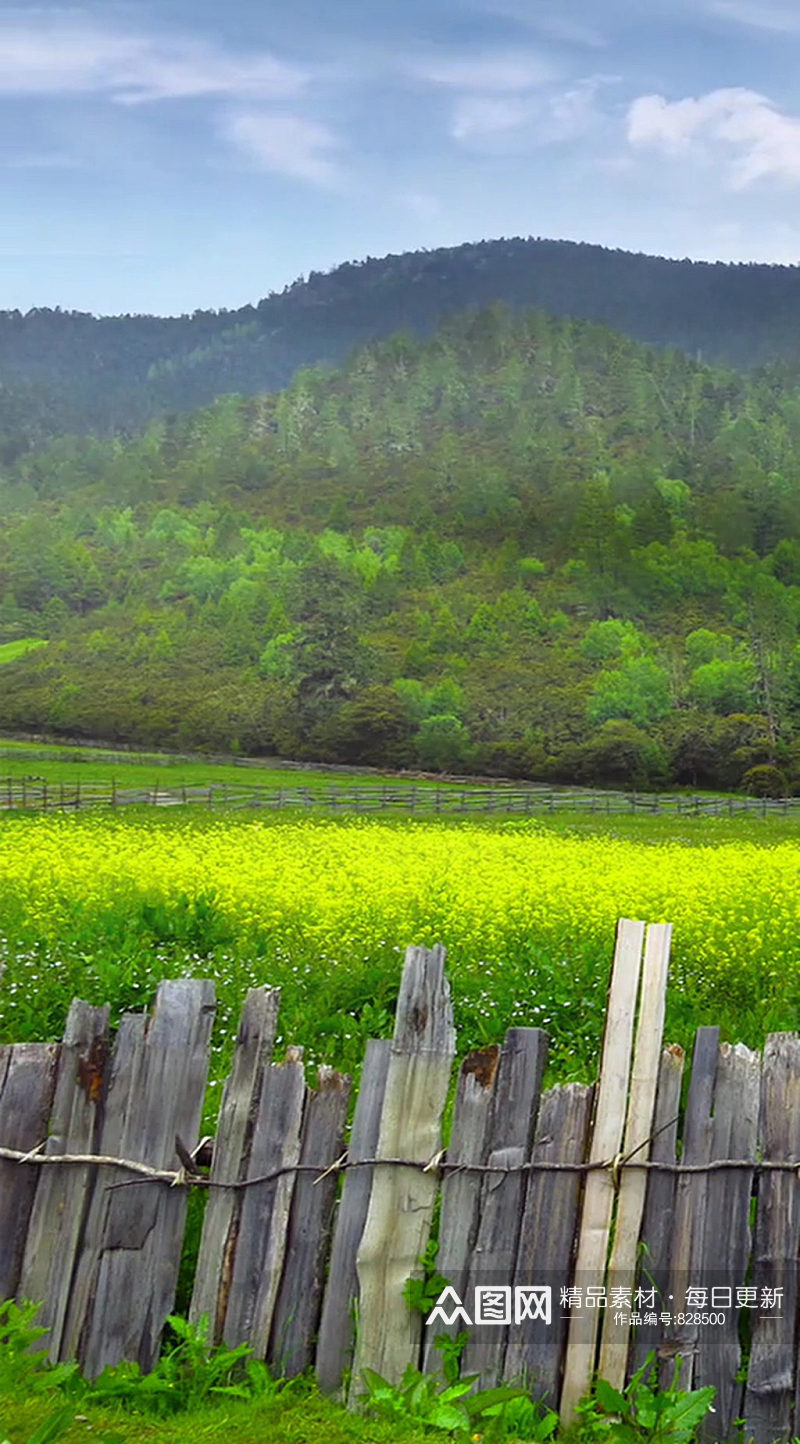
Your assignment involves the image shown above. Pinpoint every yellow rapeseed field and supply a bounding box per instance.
[0,812,797,1076]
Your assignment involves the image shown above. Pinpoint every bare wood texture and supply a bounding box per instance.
[61,1014,147,1362]
[65,980,216,1377]
[0,1042,59,1300]
[631,1044,685,1371]
[423,1044,499,1372]
[462,1028,548,1388]
[599,923,671,1388]
[222,1050,306,1356]
[18,1001,109,1361]
[190,986,280,1338]
[663,1026,719,1384]
[269,1066,351,1376]
[351,944,456,1397]
[696,1042,760,1442]
[743,1034,800,1444]
[560,918,646,1424]
[316,1037,391,1395]
[506,1083,594,1406]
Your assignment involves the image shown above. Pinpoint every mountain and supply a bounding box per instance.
[1,304,799,794]
[3,237,800,453]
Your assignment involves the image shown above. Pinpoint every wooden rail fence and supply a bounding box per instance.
[1,928,799,1440]
[1,776,797,817]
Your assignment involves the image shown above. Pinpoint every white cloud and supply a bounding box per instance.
[709,0,800,32]
[0,14,308,104]
[452,76,613,147]
[408,51,554,92]
[627,88,800,189]
[222,112,343,187]
[451,94,539,140]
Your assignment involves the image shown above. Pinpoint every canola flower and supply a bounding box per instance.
[0,812,797,1080]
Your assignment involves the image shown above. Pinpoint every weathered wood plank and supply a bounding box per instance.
[422,1044,499,1373]
[61,1013,147,1362]
[631,1044,685,1371]
[268,1065,351,1376]
[316,1037,391,1395]
[350,944,456,1399]
[506,1083,594,1407]
[0,1043,59,1300]
[743,1034,800,1444]
[696,1042,760,1442]
[560,918,645,1424]
[599,923,671,1388]
[663,1026,719,1385]
[222,1049,306,1356]
[66,979,216,1377]
[18,1002,109,1361]
[462,1028,548,1389]
[190,986,280,1339]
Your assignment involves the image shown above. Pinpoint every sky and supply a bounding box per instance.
[3,0,800,315]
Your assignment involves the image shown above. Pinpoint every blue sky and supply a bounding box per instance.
[2,0,800,314]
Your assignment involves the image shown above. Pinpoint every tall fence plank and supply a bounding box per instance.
[506,1083,594,1406]
[0,1043,59,1300]
[316,1038,391,1395]
[268,1065,351,1376]
[18,1002,109,1362]
[61,1014,148,1362]
[190,986,281,1338]
[66,980,216,1377]
[351,944,456,1397]
[599,923,671,1387]
[631,1044,685,1371]
[422,1044,499,1372]
[222,1050,306,1356]
[697,1042,760,1442]
[560,918,646,1423]
[664,1026,719,1384]
[744,1034,800,1444]
[462,1027,548,1388]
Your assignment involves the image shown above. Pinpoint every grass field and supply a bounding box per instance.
[0,639,47,666]
[0,1378,433,1444]
[0,808,797,1087]
[0,736,453,790]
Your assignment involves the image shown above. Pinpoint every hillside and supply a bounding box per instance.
[4,238,800,453]
[1,304,800,793]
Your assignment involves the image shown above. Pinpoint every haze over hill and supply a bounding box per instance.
[4,237,800,457]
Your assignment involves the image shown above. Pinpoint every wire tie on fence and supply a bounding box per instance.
[423,1149,445,1173]
[171,1166,188,1189]
[608,1153,625,1192]
[312,1151,348,1186]
[17,1140,46,1165]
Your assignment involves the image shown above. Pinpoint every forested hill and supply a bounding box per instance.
[2,304,800,793]
[4,237,800,453]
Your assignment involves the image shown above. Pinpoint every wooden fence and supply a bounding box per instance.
[1,776,797,817]
[1,928,799,1441]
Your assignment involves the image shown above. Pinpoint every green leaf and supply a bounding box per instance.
[595,1378,628,1415]
[26,1408,76,1444]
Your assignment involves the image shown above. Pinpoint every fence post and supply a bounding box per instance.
[560,919,646,1424]
[350,945,456,1397]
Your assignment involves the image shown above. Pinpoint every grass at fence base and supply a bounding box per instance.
[0,1386,433,1444]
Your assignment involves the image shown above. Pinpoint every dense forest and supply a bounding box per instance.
[4,238,800,453]
[2,302,800,792]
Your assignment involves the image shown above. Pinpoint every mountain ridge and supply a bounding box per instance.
[4,236,800,455]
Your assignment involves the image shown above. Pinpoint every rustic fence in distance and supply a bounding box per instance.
[1,777,797,817]
[0,929,799,1441]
